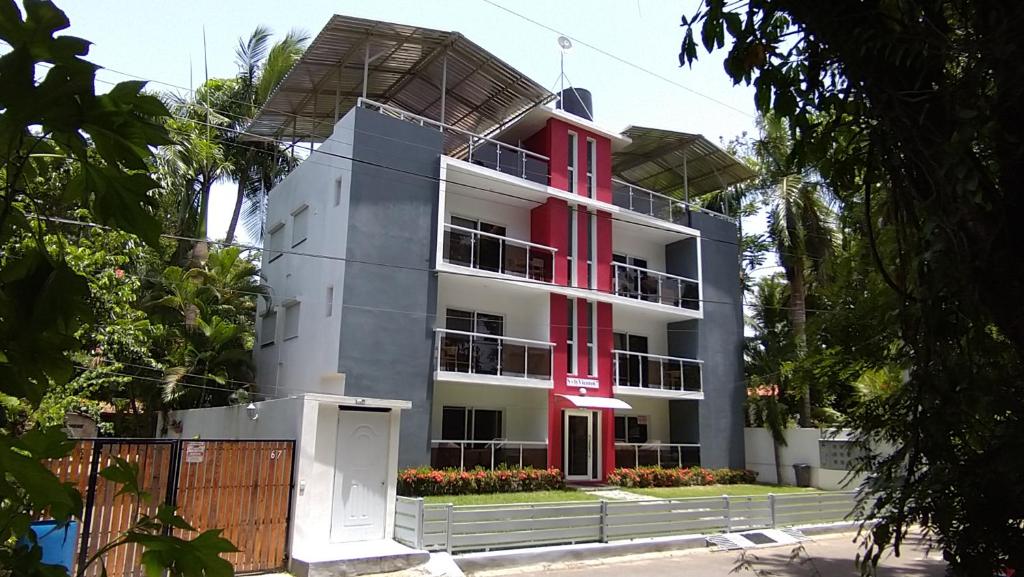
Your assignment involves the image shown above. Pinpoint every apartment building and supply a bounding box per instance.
[249,15,753,482]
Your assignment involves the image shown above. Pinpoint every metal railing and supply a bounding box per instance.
[358,98,550,184]
[611,179,693,224]
[430,439,549,470]
[614,442,701,468]
[613,350,703,392]
[443,223,556,283]
[435,328,554,382]
[611,261,700,311]
[395,491,860,553]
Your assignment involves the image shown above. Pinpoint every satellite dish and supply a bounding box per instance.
[558,36,573,51]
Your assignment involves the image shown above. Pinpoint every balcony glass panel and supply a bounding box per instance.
[614,350,702,393]
[437,329,553,383]
[612,261,699,311]
[683,362,702,392]
[443,224,556,283]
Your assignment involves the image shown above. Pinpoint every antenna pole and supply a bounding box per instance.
[559,50,564,108]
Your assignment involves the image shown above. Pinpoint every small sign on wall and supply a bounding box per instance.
[185,441,206,464]
[567,377,599,389]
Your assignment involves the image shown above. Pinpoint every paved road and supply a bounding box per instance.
[481,532,947,577]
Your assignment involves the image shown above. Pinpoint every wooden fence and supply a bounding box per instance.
[43,439,294,577]
[395,491,859,553]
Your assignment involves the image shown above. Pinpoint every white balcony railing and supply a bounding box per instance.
[443,223,556,283]
[614,442,701,468]
[359,97,550,184]
[435,328,554,383]
[612,261,700,311]
[613,350,702,393]
[430,439,548,470]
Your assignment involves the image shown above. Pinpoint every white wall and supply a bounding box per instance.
[431,382,548,442]
[613,397,671,443]
[612,225,666,272]
[256,113,354,398]
[745,427,866,490]
[445,193,532,242]
[437,275,550,342]
[612,305,669,356]
[163,396,303,440]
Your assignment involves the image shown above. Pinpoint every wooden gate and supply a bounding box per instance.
[44,439,295,577]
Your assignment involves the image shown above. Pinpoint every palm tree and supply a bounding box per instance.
[746,274,795,484]
[223,26,309,243]
[755,115,836,427]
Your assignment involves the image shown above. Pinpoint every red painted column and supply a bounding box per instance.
[597,301,616,477]
[547,293,568,470]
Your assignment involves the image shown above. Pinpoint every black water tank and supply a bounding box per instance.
[558,88,593,121]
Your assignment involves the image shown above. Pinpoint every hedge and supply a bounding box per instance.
[398,466,566,496]
[608,466,758,488]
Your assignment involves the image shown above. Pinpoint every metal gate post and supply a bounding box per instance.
[599,500,608,543]
[162,439,183,537]
[768,493,776,528]
[445,504,454,554]
[76,441,103,577]
[723,495,731,532]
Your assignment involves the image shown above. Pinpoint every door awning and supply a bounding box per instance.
[557,394,632,410]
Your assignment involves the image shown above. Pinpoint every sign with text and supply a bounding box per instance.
[566,377,600,389]
[185,441,206,464]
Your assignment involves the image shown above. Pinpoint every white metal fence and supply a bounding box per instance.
[395,490,859,553]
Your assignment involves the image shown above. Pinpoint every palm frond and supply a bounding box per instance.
[256,28,310,106]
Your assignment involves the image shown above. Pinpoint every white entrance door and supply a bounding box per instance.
[564,410,598,481]
[331,409,390,542]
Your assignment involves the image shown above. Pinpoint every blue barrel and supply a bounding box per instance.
[24,520,79,572]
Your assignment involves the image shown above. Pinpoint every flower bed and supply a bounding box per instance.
[398,466,566,496]
[608,466,758,488]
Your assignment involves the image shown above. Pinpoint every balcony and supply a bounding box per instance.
[431,440,548,470]
[443,223,555,283]
[612,179,692,225]
[613,350,702,398]
[435,328,553,387]
[612,261,699,311]
[359,98,549,185]
[614,443,701,468]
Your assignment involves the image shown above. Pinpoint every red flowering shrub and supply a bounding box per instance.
[398,466,566,496]
[607,466,757,488]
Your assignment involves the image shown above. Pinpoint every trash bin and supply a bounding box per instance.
[793,463,813,487]
[21,520,79,572]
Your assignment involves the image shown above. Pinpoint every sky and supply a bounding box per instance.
[58,0,768,249]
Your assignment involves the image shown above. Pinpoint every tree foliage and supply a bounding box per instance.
[680,0,1024,572]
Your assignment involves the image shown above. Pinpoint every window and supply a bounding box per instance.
[334,175,344,206]
[568,209,578,287]
[325,285,334,317]
[614,332,649,387]
[448,216,506,273]
[612,253,651,299]
[441,406,503,441]
[267,224,284,263]
[283,302,300,340]
[615,416,648,443]
[291,205,309,248]
[586,138,596,198]
[587,211,596,288]
[260,311,277,347]
[567,132,578,194]
[443,309,503,375]
[588,301,598,376]
[566,298,577,375]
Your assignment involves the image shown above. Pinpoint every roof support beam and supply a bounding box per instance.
[377,35,459,106]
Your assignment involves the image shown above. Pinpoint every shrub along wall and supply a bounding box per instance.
[608,466,758,488]
[398,466,565,496]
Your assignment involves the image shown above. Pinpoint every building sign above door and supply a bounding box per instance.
[566,377,600,389]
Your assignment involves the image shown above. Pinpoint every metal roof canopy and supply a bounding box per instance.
[244,14,555,150]
[613,126,756,201]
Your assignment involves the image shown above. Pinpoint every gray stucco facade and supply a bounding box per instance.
[666,212,746,468]
[335,107,442,467]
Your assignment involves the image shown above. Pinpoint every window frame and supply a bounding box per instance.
[267,222,285,263]
[567,298,577,375]
[260,310,277,347]
[586,137,596,198]
[567,131,578,194]
[283,301,301,341]
[440,405,504,441]
[291,205,309,248]
[614,415,649,443]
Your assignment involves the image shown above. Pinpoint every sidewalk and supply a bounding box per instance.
[474,531,946,577]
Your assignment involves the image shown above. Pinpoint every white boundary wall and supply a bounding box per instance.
[744,427,866,490]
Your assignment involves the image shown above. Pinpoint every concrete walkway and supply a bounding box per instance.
[581,488,652,501]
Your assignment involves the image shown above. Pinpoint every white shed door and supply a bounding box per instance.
[331,409,390,542]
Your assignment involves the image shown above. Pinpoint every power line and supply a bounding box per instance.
[479,0,755,120]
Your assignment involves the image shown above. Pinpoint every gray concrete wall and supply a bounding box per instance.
[666,213,745,468]
[337,107,442,468]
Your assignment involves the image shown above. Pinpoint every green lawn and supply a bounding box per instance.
[628,484,822,499]
[423,489,600,506]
